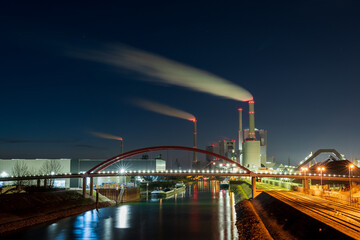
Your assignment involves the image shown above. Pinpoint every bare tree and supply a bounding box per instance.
[12,161,30,186]
[39,160,62,187]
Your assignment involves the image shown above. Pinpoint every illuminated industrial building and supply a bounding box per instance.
[0,158,71,187]
[206,140,237,163]
[205,100,269,171]
[243,128,268,166]
[240,100,261,170]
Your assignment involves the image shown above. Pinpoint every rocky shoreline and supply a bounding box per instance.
[235,200,273,240]
[231,181,273,239]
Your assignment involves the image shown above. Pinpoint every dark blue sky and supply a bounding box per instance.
[1,1,360,165]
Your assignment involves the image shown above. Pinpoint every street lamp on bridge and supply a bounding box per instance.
[317,166,325,190]
[349,164,354,205]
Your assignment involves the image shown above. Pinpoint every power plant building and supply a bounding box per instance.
[243,140,261,170]
[206,100,268,171]
[206,140,237,162]
[243,128,267,166]
[241,100,261,170]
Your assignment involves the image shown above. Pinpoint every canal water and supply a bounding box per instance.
[5,181,239,240]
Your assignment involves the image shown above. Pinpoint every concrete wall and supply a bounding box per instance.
[261,178,301,190]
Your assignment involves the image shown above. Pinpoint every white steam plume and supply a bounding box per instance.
[90,131,123,141]
[70,45,253,102]
[133,99,196,122]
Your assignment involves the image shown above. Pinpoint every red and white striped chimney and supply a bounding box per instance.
[248,100,255,140]
[238,108,243,151]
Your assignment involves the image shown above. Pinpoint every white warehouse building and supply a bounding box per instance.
[0,157,166,188]
[0,158,71,187]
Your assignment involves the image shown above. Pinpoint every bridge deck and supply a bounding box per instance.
[1,171,360,182]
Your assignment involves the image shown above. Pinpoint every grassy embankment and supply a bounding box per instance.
[0,187,114,234]
[230,181,273,240]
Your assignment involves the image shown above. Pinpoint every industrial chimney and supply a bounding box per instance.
[248,100,255,140]
[243,99,261,170]
[119,138,124,154]
[238,108,243,149]
[193,119,197,163]
[238,108,243,165]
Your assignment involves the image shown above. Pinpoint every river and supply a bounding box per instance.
[4,181,239,240]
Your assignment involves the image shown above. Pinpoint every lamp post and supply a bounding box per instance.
[301,167,308,193]
[349,164,354,205]
[146,182,149,201]
[317,166,325,190]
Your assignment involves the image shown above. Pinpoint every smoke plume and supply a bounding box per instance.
[69,44,253,102]
[90,132,123,141]
[133,99,196,122]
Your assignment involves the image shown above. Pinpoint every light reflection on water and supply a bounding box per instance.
[115,205,129,229]
[4,181,238,240]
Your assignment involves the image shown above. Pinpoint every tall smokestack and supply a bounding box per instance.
[238,108,243,151]
[119,138,124,154]
[193,119,197,162]
[248,100,255,140]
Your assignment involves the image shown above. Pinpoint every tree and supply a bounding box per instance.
[39,160,62,187]
[12,161,30,186]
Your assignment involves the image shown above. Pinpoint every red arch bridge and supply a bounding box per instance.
[1,146,359,198]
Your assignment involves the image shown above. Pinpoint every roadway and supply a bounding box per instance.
[268,191,360,239]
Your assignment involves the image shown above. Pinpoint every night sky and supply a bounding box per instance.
[1,1,360,165]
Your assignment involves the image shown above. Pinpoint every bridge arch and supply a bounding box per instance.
[86,146,253,174]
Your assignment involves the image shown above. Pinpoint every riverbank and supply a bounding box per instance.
[231,182,354,239]
[235,200,273,240]
[230,181,273,240]
[0,189,115,235]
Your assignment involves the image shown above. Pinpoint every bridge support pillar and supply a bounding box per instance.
[90,177,94,196]
[37,179,40,187]
[83,177,87,198]
[302,179,309,193]
[44,179,47,188]
[251,177,256,199]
